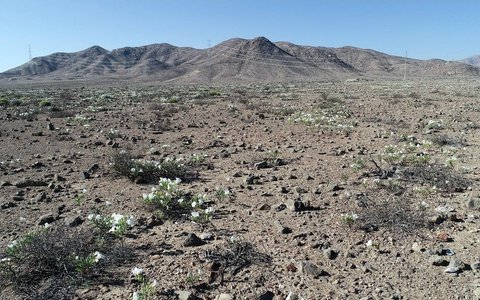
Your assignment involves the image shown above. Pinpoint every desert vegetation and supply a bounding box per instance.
[0,78,480,299]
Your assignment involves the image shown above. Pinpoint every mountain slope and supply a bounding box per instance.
[2,37,479,83]
[461,55,480,67]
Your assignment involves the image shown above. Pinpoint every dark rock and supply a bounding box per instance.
[82,171,91,179]
[146,215,163,229]
[54,174,66,182]
[65,215,84,227]
[254,161,269,170]
[12,196,24,201]
[444,259,468,273]
[329,183,343,192]
[274,220,292,234]
[258,203,271,211]
[301,261,329,277]
[294,186,308,194]
[14,179,48,188]
[245,175,260,185]
[465,198,480,210]
[176,290,201,300]
[34,192,47,202]
[31,161,44,168]
[38,213,56,225]
[0,181,12,186]
[199,232,214,241]
[323,248,338,260]
[88,163,100,174]
[184,233,205,247]
[1,202,17,209]
[286,199,309,212]
[47,122,55,130]
[256,291,274,300]
[429,255,448,266]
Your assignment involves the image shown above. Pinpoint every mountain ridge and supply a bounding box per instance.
[2,37,478,83]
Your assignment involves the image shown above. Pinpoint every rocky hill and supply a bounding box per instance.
[2,37,478,83]
[461,55,480,67]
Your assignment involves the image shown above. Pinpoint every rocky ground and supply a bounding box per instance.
[0,78,480,300]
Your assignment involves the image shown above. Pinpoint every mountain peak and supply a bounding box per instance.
[1,38,479,83]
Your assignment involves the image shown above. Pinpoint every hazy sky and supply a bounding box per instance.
[1,0,479,72]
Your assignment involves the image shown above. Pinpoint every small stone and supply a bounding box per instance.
[12,196,25,201]
[411,242,424,252]
[286,292,305,300]
[258,203,271,211]
[286,199,308,212]
[65,215,84,227]
[199,232,214,240]
[146,215,163,228]
[54,174,66,182]
[245,175,260,185]
[436,232,452,242]
[444,259,467,274]
[329,183,343,192]
[34,192,47,202]
[471,262,480,270]
[286,263,297,272]
[294,186,308,194]
[82,171,91,179]
[0,181,12,186]
[466,198,480,210]
[323,248,338,260]
[176,290,201,300]
[429,255,448,266]
[274,220,292,234]
[147,148,160,155]
[38,213,56,225]
[1,202,17,209]
[300,260,329,277]
[47,122,55,130]
[215,294,234,300]
[254,161,269,169]
[88,163,100,174]
[257,291,274,300]
[184,233,205,247]
[14,179,48,188]
[473,287,480,299]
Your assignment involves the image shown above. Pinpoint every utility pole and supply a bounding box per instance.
[404,50,407,80]
[207,40,211,82]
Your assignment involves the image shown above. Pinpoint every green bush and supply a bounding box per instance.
[0,223,133,299]
[38,99,52,107]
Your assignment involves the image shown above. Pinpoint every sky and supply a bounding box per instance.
[1,0,479,72]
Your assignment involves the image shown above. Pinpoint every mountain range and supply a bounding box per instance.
[1,37,478,84]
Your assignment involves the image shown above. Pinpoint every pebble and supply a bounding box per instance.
[286,199,308,212]
[256,291,274,300]
[300,260,329,277]
[274,220,292,234]
[199,232,214,240]
[176,290,200,300]
[429,255,448,266]
[38,213,56,225]
[215,294,234,300]
[444,258,467,274]
[184,233,205,247]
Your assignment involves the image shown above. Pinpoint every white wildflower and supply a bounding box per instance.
[132,291,139,300]
[131,266,144,276]
[93,251,104,263]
